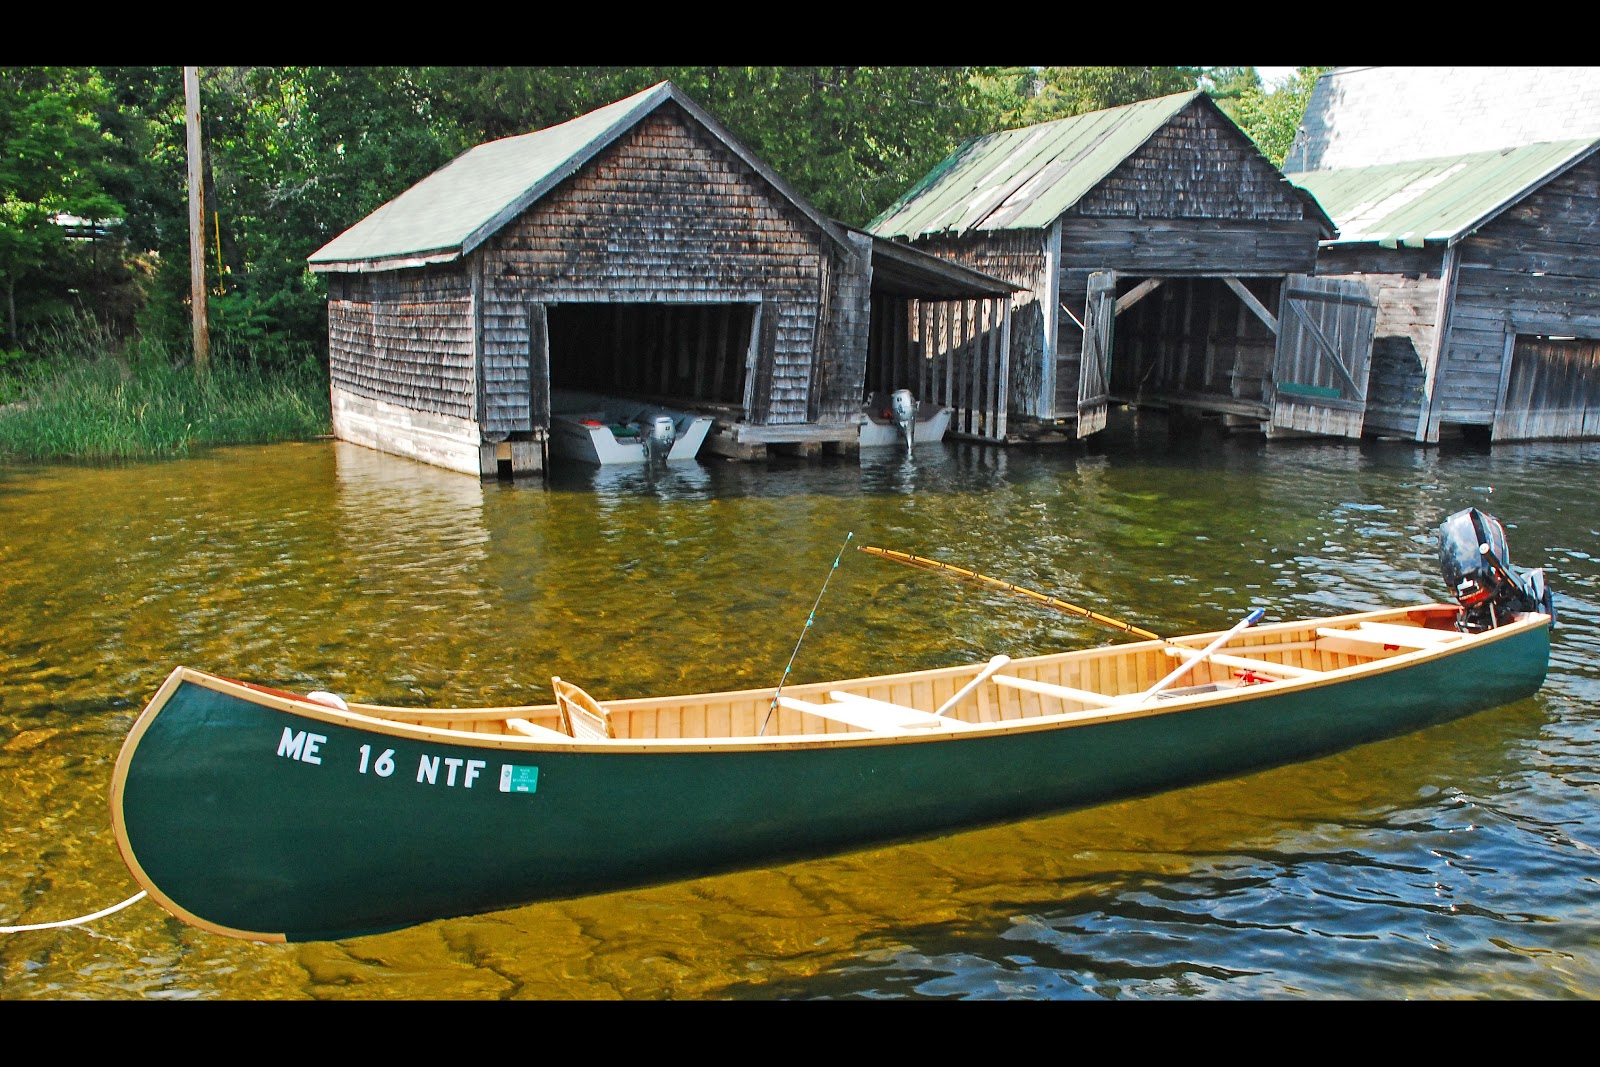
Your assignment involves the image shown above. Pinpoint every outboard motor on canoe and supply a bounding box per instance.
[1438,507,1556,632]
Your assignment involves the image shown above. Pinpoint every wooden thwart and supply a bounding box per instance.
[1159,647,1322,678]
[992,674,1129,708]
[1315,623,1463,651]
[1357,621,1462,644]
[506,717,574,741]
[775,694,971,733]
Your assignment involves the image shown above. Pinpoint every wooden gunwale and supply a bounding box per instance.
[136,604,1538,756]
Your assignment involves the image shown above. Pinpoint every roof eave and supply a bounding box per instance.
[308,248,465,274]
[856,228,1024,297]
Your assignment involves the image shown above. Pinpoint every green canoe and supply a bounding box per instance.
[110,603,1550,942]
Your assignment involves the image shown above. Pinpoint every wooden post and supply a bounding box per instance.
[184,66,209,371]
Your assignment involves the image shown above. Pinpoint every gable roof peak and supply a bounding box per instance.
[869,88,1331,239]
[309,79,848,273]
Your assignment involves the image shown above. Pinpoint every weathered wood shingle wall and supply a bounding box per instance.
[812,230,874,421]
[1075,106,1309,223]
[328,266,476,421]
[476,103,830,434]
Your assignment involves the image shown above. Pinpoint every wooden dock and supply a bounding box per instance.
[702,419,864,460]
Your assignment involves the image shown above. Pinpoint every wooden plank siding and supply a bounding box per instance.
[1330,269,1444,439]
[1058,217,1323,276]
[475,104,833,435]
[1411,152,1600,440]
[1497,336,1600,439]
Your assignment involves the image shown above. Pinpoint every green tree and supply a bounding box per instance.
[0,67,125,349]
[984,66,1204,127]
[1200,66,1263,124]
[420,66,998,227]
[120,66,473,363]
[1230,66,1333,168]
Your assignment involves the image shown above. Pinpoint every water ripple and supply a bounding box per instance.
[3,424,1598,999]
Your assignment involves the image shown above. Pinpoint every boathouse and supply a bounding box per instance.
[869,90,1350,441]
[307,80,1016,478]
[1282,66,1600,443]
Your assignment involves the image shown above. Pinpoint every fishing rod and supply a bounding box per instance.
[857,545,1162,642]
[760,532,853,736]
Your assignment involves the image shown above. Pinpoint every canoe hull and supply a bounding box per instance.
[110,611,1549,942]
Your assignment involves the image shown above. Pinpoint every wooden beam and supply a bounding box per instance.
[1041,220,1061,413]
[1223,277,1278,335]
[1419,245,1461,443]
[1115,277,1164,316]
[996,298,1011,440]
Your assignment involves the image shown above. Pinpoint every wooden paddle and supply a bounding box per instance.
[1135,608,1266,704]
[858,545,1162,642]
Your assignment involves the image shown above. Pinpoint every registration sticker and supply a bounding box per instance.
[499,764,539,793]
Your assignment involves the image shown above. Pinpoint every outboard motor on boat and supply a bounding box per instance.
[1437,507,1556,632]
[890,389,917,448]
[640,414,677,462]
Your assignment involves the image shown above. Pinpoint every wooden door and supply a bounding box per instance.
[1268,275,1377,438]
[1077,270,1116,437]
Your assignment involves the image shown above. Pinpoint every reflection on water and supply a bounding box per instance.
[2,414,1598,999]
[546,456,717,502]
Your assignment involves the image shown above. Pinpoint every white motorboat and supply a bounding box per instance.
[549,390,714,465]
[860,389,950,449]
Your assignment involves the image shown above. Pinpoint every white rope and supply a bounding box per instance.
[0,891,148,933]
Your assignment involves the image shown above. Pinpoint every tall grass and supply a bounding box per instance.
[0,316,332,461]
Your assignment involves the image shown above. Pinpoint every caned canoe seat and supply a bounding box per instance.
[552,677,615,740]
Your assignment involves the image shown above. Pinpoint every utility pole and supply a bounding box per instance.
[184,65,209,371]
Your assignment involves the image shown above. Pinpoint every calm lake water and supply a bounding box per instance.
[2,411,1597,1000]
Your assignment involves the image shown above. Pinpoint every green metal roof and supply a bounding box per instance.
[1286,138,1600,248]
[309,81,848,273]
[869,91,1206,238]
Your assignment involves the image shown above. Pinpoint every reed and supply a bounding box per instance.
[0,322,331,461]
